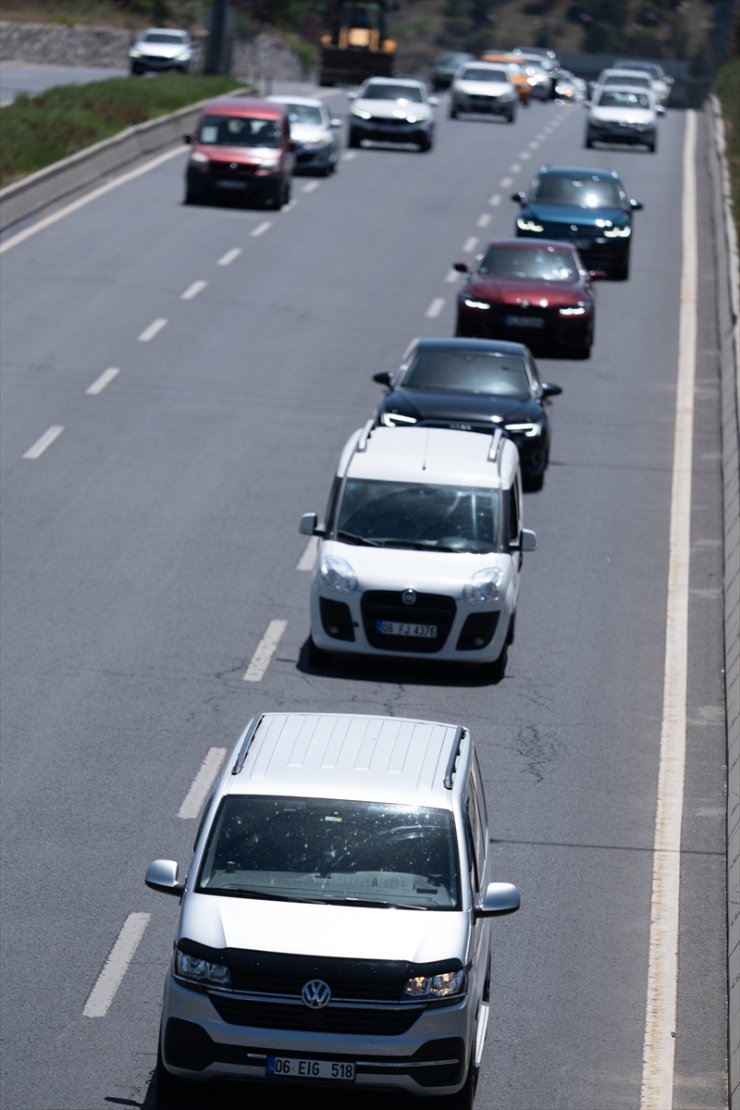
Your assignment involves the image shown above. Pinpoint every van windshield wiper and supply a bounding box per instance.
[334,530,381,546]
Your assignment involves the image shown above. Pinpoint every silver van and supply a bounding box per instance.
[147,711,520,1107]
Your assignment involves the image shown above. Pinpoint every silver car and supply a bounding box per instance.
[348,76,437,151]
[585,86,661,152]
[268,95,342,175]
[147,711,520,1107]
[129,27,195,76]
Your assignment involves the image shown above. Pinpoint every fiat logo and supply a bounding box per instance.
[402,589,417,606]
[301,979,332,1008]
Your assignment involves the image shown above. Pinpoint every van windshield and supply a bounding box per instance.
[197,796,461,910]
[333,479,501,554]
[197,115,280,148]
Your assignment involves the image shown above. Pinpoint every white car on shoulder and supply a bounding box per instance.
[299,422,535,679]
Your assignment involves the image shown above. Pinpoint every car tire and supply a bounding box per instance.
[419,132,433,152]
[183,186,202,206]
[648,136,657,153]
[449,102,458,119]
[525,468,545,492]
[507,108,516,123]
[348,129,361,148]
[614,253,630,281]
[156,1044,196,1108]
[441,1052,479,1109]
[490,643,508,683]
[585,133,594,148]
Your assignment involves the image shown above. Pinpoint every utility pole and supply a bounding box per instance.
[204,0,232,75]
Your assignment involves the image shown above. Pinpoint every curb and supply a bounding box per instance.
[0,91,248,232]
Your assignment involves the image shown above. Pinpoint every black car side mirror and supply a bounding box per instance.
[541,382,562,398]
[453,261,469,273]
[630,199,643,211]
[511,191,525,204]
[373,371,393,386]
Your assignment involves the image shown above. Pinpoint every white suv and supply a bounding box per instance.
[147,711,520,1107]
[299,423,535,679]
[449,61,518,121]
[348,76,437,151]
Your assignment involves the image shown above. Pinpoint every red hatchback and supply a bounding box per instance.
[454,238,604,358]
[184,96,295,210]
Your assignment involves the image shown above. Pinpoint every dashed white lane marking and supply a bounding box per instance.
[83,913,150,1018]
[138,318,167,342]
[511,162,522,172]
[528,140,539,149]
[462,237,478,253]
[520,151,531,160]
[178,747,227,820]
[86,367,120,395]
[639,109,697,1110]
[218,248,241,266]
[22,425,63,458]
[445,268,459,283]
[243,619,287,681]
[425,297,445,319]
[477,213,491,228]
[343,150,359,161]
[500,176,513,187]
[251,222,271,237]
[489,194,501,206]
[181,280,207,300]
[302,181,321,193]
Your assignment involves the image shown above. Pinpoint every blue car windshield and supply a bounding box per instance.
[532,176,622,207]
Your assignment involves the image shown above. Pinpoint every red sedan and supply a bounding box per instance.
[454,238,604,358]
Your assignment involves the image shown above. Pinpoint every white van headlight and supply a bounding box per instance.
[175,950,231,987]
[404,968,466,998]
[463,567,503,604]
[320,554,357,593]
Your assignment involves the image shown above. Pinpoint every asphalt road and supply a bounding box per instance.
[0,62,128,105]
[0,85,729,1110]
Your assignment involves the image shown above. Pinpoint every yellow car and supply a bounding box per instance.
[480,53,532,104]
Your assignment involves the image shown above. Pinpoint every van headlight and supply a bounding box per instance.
[189,151,210,166]
[404,968,466,998]
[463,567,503,603]
[320,554,357,593]
[381,412,418,426]
[505,421,542,437]
[175,950,231,987]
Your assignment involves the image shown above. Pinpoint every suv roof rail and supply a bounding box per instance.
[356,418,376,453]
[487,427,504,461]
[443,725,467,788]
[232,714,263,774]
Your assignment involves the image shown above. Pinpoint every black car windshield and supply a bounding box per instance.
[532,175,622,207]
[402,348,531,398]
[478,246,578,282]
[197,115,280,148]
[143,31,187,43]
[335,478,500,553]
[197,796,461,910]
[363,83,424,102]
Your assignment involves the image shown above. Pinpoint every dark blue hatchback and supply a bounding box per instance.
[511,165,643,280]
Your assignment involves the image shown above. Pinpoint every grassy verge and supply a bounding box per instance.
[0,73,242,189]
[713,57,739,247]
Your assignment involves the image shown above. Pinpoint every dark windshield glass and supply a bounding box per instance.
[478,246,577,282]
[532,174,622,207]
[463,67,508,82]
[335,478,500,553]
[363,83,423,102]
[597,90,650,108]
[197,115,280,148]
[197,796,460,909]
[403,348,530,397]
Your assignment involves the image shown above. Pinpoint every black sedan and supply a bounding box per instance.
[372,337,562,491]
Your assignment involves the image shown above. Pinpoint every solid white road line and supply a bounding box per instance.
[639,109,697,1110]
[22,425,63,458]
[251,222,271,237]
[0,146,186,255]
[218,248,242,266]
[178,747,227,820]
[243,619,287,682]
[138,318,167,342]
[425,298,445,319]
[83,913,150,1018]
[181,280,207,300]
[85,367,120,395]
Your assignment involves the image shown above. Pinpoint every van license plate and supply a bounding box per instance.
[267,1057,355,1081]
[504,315,544,328]
[377,620,437,638]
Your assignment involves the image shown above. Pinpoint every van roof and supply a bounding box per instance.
[337,424,519,489]
[200,96,287,121]
[225,712,470,806]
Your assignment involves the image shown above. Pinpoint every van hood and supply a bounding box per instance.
[180,893,468,963]
[319,540,513,589]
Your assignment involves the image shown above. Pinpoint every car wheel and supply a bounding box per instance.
[507,108,516,123]
[419,132,433,151]
[648,136,657,153]
[183,186,202,206]
[449,102,458,119]
[613,254,630,281]
[348,129,361,148]
[507,612,516,645]
[441,1053,479,1109]
[306,637,332,669]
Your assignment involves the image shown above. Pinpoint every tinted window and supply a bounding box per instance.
[532,174,622,207]
[478,246,578,282]
[402,348,531,398]
[197,115,280,148]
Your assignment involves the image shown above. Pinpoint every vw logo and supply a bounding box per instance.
[402,589,417,606]
[301,979,332,1008]
[230,163,238,170]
